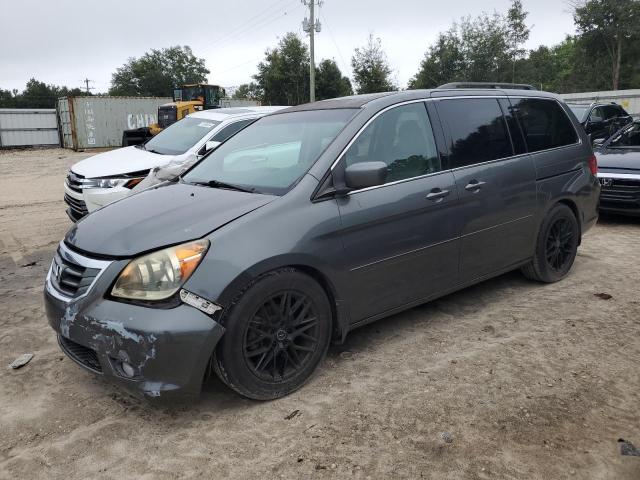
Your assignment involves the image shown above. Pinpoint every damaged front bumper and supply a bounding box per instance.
[43,242,225,401]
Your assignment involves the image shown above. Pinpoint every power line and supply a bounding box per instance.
[319,10,349,75]
[201,0,299,53]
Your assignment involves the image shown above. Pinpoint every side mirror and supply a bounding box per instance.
[344,162,388,190]
[205,140,221,152]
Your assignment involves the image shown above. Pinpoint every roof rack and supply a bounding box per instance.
[437,82,537,91]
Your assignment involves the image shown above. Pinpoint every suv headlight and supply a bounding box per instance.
[111,240,209,301]
[84,177,145,189]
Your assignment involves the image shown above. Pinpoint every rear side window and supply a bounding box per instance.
[603,105,627,119]
[436,98,513,168]
[512,98,578,152]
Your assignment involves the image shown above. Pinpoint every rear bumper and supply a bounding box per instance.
[44,277,225,401]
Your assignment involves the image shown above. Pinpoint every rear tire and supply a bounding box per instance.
[212,268,332,400]
[521,204,579,283]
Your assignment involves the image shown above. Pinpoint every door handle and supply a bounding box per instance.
[464,180,486,192]
[426,188,450,201]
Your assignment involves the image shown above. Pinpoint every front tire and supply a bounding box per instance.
[212,268,332,400]
[521,204,579,283]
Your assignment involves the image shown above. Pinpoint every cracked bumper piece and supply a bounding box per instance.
[44,290,225,401]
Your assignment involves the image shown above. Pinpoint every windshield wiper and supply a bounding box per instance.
[188,180,256,193]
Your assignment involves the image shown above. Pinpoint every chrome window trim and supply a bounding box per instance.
[328,95,583,196]
[45,241,113,303]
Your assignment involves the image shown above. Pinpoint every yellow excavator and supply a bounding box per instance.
[122,84,226,146]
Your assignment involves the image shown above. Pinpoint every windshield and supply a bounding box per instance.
[568,105,589,122]
[608,122,640,148]
[144,117,221,155]
[183,109,357,195]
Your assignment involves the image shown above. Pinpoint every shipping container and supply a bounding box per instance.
[559,89,640,116]
[57,96,171,150]
[0,108,59,148]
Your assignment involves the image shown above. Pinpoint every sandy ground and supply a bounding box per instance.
[0,147,639,480]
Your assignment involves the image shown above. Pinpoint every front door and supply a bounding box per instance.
[335,102,460,323]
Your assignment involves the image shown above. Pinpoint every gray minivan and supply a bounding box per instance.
[44,86,600,401]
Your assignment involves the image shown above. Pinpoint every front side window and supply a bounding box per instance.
[184,109,357,195]
[436,98,513,168]
[144,117,221,155]
[607,122,640,148]
[511,98,578,153]
[344,102,440,183]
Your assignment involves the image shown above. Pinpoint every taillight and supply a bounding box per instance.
[588,154,598,175]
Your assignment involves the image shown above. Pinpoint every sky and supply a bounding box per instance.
[0,0,577,93]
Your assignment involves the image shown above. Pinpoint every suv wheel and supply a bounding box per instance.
[212,268,332,400]
[521,204,579,283]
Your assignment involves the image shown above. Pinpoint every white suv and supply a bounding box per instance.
[64,106,285,221]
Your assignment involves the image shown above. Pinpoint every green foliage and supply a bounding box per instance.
[410,0,640,93]
[351,35,396,94]
[573,0,640,89]
[0,78,86,108]
[233,82,261,100]
[507,0,530,82]
[315,59,352,100]
[109,46,209,97]
[254,33,310,105]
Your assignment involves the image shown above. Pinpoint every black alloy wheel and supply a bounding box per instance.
[243,291,320,381]
[212,268,332,400]
[545,217,576,272]
[521,203,579,283]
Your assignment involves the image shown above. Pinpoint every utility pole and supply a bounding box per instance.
[302,0,322,102]
[82,78,94,95]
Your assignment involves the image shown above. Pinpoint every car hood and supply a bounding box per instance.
[71,146,176,178]
[596,148,640,171]
[65,182,277,257]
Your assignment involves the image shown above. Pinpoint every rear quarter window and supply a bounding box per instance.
[511,98,578,153]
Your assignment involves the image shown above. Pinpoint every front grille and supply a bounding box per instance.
[59,335,102,373]
[600,178,640,208]
[65,171,85,193]
[64,193,88,220]
[49,248,101,299]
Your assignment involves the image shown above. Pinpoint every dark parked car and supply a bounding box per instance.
[44,86,600,401]
[594,120,640,216]
[567,102,632,142]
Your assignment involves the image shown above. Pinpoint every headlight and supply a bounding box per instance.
[83,177,145,189]
[111,239,209,301]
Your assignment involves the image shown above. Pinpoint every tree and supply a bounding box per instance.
[573,0,640,90]
[254,33,310,105]
[506,0,531,83]
[0,79,86,108]
[351,35,395,94]
[409,9,518,89]
[409,30,464,89]
[315,59,352,100]
[233,82,261,100]
[109,46,209,97]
